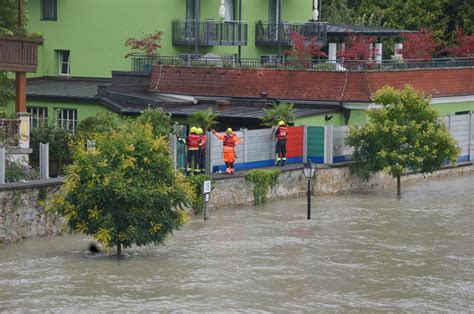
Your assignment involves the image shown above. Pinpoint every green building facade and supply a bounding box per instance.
[26,0,312,78]
[17,0,473,129]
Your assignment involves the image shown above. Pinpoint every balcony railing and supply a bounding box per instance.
[172,20,248,46]
[256,21,327,46]
[0,36,43,72]
[0,119,20,146]
[131,55,474,73]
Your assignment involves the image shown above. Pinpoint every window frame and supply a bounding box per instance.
[41,0,57,21]
[27,106,49,129]
[58,50,71,76]
[56,108,77,134]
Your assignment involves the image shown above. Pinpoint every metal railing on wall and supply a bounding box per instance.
[131,55,474,73]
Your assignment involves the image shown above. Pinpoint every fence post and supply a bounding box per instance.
[241,128,248,163]
[303,125,308,162]
[469,112,473,162]
[0,145,5,184]
[205,131,211,173]
[169,134,177,170]
[39,143,49,180]
[324,125,333,164]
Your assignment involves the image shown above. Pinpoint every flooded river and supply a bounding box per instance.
[1,175,473,311]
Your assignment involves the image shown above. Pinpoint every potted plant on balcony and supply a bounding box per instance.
[124,31,164,73]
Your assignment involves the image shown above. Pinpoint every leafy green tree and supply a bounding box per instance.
[136,108,171,137]
[76,112,121,139]
[346,85,460,197]
[187,107,218,131]
[321,0,355,24]
[0,73,14,118]
[48,120,193,256]
[261,103,296,127]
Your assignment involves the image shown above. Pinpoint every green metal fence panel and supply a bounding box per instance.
[307,126,324,156]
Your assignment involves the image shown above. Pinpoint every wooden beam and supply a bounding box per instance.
[18,0,24,27]
[15,72,27,113]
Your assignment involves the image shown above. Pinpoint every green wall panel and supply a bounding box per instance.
[307,126,324,155]
[431,101,474,116]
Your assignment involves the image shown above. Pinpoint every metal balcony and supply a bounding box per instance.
[255,21,327,46]
[172,20,248,46]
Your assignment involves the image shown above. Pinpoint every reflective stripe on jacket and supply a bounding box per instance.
[186,134,201,149]
[223,134,236,148]
[276,126,288,140]
[200,135,207,150]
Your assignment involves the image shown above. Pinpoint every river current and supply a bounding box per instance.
[1,175,473,311]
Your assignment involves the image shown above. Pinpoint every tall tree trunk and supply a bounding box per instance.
[117,242,122,257]
[397,175,401,197]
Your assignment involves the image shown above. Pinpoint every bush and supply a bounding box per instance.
[5,159,38,182]
[245,169,281,205]
[30,124,72,176]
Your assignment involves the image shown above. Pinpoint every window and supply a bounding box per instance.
[42,0,57,20]
[56,109,77,134]
[186,0,199,20]
[27,107,48,129]
[58,50,70,76]
[224,0,234,21]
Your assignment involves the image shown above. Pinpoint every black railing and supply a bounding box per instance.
[131,56,474,73]
[255,21,327,46]
[172,20,248,46]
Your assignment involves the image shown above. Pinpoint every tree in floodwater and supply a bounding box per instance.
[346,85,460,197]
[48,118,193,256]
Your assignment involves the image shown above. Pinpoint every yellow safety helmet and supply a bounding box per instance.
[278,120,285,126]
[197,128,203,135]
[226,128,233,134]
[190,126,197,133]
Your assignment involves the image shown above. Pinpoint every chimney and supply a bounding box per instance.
[216,100,230,112]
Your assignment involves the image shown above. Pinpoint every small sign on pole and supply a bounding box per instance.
[203,180,211,194]
[203,180,212,220]
[87,140,96,152]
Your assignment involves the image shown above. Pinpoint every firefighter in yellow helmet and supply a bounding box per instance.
[196,127,207,173]
[212,128,241,174]
[274,120,288,166]
[178,126,201,175]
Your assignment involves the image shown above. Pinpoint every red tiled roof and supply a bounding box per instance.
[150,66,474,102]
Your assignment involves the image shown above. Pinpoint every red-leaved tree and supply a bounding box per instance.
[284,32,327,68]
[398,28,439,60]
[125,31,164,58]
[444,27,474,57]
[337,33,375,61]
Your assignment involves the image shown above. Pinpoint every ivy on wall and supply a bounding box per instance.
[245,169,281,205]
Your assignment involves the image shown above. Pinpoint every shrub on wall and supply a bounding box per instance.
[187,174,212,214]
[245,169,281,205]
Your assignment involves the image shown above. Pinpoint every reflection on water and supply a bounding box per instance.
[0,175,473,311]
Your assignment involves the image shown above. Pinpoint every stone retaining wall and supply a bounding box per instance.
[0,163,472,243]
[0,186,67,244]
[208,163,474,210]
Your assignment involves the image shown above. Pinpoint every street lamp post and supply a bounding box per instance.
[303,162,316,220]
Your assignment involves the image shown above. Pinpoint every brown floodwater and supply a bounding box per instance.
[0,175,473,312]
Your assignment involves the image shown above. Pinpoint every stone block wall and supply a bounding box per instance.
[0,163,472,243]
[0,186,67,244]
